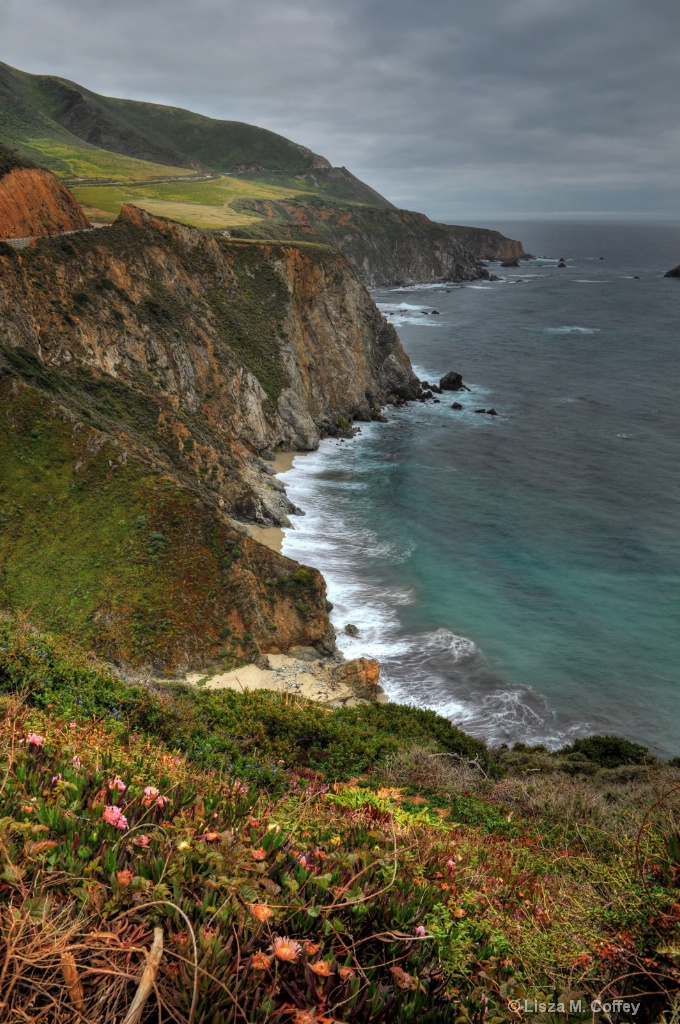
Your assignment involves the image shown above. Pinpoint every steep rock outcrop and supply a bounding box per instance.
[233,197,524,287]
[0,166,90,238]
[664,264,680,278]
[444,225,528,263]
[0,203,418,670]
[0,205,418,520]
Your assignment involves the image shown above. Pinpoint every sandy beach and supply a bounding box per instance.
[184,650,385,707]
[247,450,307,553]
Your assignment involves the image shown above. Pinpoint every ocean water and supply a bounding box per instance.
[280,221,680,757]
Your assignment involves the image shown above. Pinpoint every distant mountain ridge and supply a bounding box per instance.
[0,60,526,285]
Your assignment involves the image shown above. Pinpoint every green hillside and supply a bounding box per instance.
[0,60,522,284]
[0,60,394,227]
[0,61,340,179]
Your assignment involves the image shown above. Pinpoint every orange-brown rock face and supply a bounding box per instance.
[0,167,90,239]
[0,202,418,671]
[331,657,381,699]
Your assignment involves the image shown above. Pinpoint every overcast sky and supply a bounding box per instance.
[2,0,678,220]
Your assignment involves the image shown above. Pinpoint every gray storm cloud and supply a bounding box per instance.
[2,0,678,219]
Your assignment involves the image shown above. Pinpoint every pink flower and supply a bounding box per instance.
[415,926,427,937]
[102,805,128,830]
[108,777,127,793]
[51,773,63,784]
[134,834,150,847]
[69,722,77,730]
[142,786,159,806]
[72,755,82,768]
[156,795,169,810]
[27,733,44,748]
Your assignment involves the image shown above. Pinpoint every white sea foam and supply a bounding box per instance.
[387,283,450,292]
[544,326,600,334]
[377,301,444,327]
[573,279,611,284]
[277,416,570,750]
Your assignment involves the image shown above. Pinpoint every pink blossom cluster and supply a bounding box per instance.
[102,805,128,830]
[26,732,44,747]
[143,785,168,809]
[108,777,127,792]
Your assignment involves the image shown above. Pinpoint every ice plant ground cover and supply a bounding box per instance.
[0,617,679,1022]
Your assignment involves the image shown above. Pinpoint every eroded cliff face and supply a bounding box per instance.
[444,225,528,263]
[0,205,418,522]
[233,197,526,287]
[0,204,418,670]
[0,167,90,238]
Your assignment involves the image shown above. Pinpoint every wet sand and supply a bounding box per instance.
[246,450,309,553]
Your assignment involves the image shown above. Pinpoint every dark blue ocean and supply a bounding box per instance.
[281,221,680,757]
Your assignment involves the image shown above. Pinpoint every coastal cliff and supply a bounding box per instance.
[443,224,529,262]
[232,197,526,286]
[0,200,418,670]
[0,145,90,238]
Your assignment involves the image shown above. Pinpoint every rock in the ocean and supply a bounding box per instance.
[440,370,465,391]
[344,623,360,637]
[664,264,680,278]
[487,408,498,416]
[451,402,463,410]
[558,259,567,268]
[475,408,486,414]
[501,258,520,268]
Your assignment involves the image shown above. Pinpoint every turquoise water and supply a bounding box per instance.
[280,221,680,757]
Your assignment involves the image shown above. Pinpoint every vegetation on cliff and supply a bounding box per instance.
[0,379,330,670]
[1,617,679,1022]
[0,199,418,669]
[0,60,524,285]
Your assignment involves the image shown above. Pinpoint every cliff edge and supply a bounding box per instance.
[0,198,418,672]
[0,144,90,239]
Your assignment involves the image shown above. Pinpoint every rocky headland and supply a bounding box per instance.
[231,198,527,287]
[0,145,425,691]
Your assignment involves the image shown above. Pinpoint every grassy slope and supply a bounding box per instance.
[0,65,196,183]
[1,618,679,1022]
[0,61,398,234]
[70,174,312,227]
[0,61,331,175]
[0,379,325,669]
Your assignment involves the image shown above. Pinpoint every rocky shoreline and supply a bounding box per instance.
[230,359,481,705]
